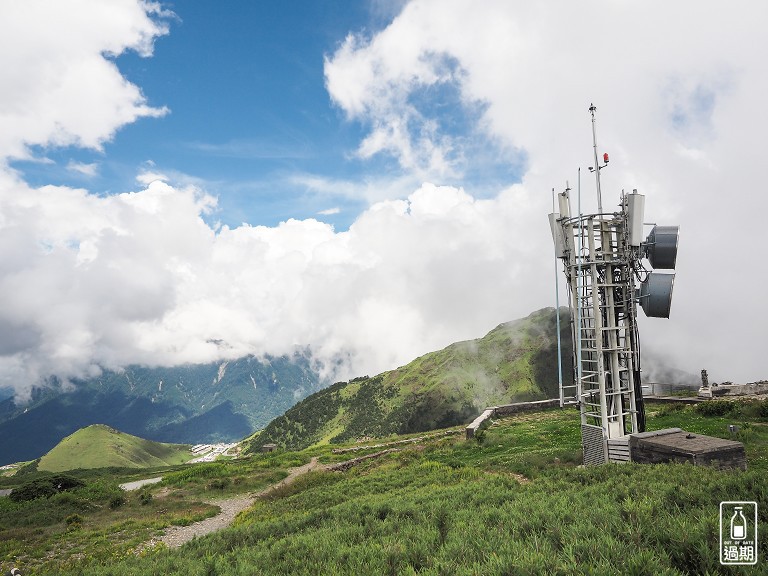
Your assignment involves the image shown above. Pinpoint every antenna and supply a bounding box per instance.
[588,104,608,214]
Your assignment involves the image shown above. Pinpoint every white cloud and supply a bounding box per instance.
[289,172,422,205]
[0,0,766,403]
[318,207,341,216]
[136,169,170,186]
[0,0,170,161]
[66,161,99,177]
[0,172,541,398]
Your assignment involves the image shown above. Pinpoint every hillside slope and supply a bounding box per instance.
[37,424,191,472]
[2,400,766,575]
[247,307,572,451]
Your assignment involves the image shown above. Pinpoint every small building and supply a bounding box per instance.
[261,443,278,453]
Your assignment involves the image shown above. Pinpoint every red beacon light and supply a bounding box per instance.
[603,152,609,164]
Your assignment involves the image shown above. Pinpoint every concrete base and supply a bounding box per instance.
[629,428,746,470]
[712,382,768,397]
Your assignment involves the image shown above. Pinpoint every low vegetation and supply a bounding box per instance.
[1,399,766,575]
[0,456,293,574]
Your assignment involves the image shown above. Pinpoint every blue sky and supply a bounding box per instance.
[14,2,372,228]
[1,0,766,398]
[11,1,517,231]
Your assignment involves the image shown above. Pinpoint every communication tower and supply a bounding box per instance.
[549,105,679,464]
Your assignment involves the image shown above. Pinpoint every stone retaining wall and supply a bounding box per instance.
[465,399,561,439]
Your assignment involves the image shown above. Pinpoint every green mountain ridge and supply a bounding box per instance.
[37,424,192,472]
[247,307,572,452]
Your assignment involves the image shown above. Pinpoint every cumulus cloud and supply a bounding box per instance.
[0,0,169,161]
[1,0,766,403]
[0,172,541,399]
[132,180,541,379]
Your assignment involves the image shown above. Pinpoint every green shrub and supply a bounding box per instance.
[138,490,153,505]
[207,478,230,490]
[50,490,94,512]
[740,398,768,419]
[109,493,127,509]
[161,462,227,486]
[695,399,736,417]
[14,458,40,476]
[656,403,687,418]
[9,474,85,502]
[65,513,83,530]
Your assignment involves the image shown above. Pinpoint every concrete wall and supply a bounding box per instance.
[492,399,560,417]
[713,382,768,396]
[465,399,560,439]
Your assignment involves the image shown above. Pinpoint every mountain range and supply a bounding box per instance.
[2,307,572,466]
[0,353,318,465]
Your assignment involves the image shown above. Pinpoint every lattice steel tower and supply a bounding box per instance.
[549,105,679,464]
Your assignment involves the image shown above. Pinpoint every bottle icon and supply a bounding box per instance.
[731,506,747,540]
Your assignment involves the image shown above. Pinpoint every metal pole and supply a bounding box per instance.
[577,168,583,417]
[553,188,564,407]
[589,104,603,214]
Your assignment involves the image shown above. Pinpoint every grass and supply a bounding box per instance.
[0,456,293,574]
[2,400,767,575]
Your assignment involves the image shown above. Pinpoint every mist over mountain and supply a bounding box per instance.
[247,308,573,452]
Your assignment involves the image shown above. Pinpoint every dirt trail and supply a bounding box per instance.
[145,448,403,550]
[152,457,322,549]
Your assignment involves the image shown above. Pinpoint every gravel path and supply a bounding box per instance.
[159,494,257,548]
[120,477,163,491]
[153,457,322,549]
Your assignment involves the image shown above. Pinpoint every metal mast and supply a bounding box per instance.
[549,105,679,464]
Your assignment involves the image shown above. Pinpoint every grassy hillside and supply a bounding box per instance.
[37,424,192,472]
[246,307,572,452]
[2,399,766,575]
